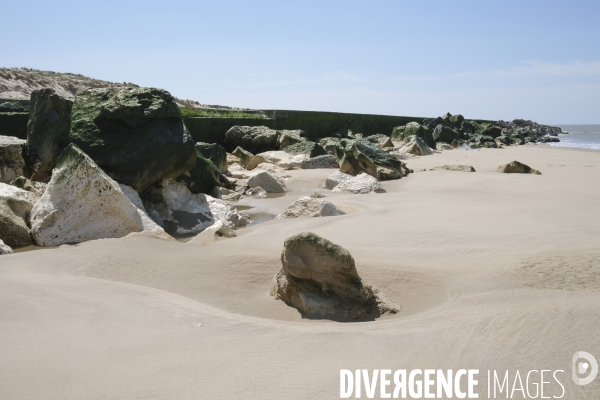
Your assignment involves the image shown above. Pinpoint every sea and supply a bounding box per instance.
[553,125,600,151]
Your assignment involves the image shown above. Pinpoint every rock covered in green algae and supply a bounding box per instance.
[391,122,435,148]
[335,140,410,181]
[25,88,73,182]
[69,87,196,192]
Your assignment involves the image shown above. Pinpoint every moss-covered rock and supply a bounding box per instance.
[0,182,39,247]
[177,144,232,195]
[69,87,196,192]
[224,125,280,153]
[195,142,227,173]
[25,89,73,182]
[391,122,435,148]
[231,146,254,168]
[0,136,27,183]
[432,124,460,144]
[278,130,306,148]
[282,140,327,158]
[336,140,409,181]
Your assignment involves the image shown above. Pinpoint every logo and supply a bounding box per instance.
[572,351,598,386]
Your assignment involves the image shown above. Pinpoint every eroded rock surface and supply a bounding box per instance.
[276,196,344,219]
[497,161,541,175]
[332,173,385,194]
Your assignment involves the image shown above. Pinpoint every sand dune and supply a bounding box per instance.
[1,144,599,399]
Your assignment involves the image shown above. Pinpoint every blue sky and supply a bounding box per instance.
[2,0,599,123]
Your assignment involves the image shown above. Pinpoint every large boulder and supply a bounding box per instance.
[391,122,435,148]
[195,142,228,173]
[319,137,343,155]
[0,182,39,247]
[441,112,464,129]
[497,161,541,175]
[29,144,151,247]
[283,141,327,158]
[0,136,27,184]
[365,134,393,149]
[478,123,502,139]
[301,154,339,169]
[270,232,399,320]
[325,171,353,190]
[256,151,306,170]
[278,130,306,148]
[224,126,280,154]
[432,124,460,144]
[177,144,232,195]
[336,140,409,181]
[332,173,385,194]
[25,88,73,181]
[276,196,345,219]
[396,135,433,156]
[247,171,286,193]
[0,239,13,255]
[142,179,214,235]
[118,184,166,234]
[69,87,196,192]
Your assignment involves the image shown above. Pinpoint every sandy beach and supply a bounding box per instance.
[1,144,599,399]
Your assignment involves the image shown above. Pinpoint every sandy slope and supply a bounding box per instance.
[1,144,599,399]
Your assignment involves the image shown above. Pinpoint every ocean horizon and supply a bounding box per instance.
[554,124,600,150]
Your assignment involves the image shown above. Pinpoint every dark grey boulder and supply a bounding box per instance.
[283,141,327,158]
[69,87,196,192]
[432,124,460,144]
[25,88,73,182]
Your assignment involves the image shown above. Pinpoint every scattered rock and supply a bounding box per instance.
[336,140,409,181]
[436,142,453,151]
[29,144,150,246]
[69,87,196,191]
[365,134,394,148]
[206,195,250,227]
[0,239,13,255]
[224,126,280,154]
[252,162,286,175]
[432,124,460,144]
[226,153,242,166]
[24,89,73,181]
[0,182,39,247]
[177,144,232,195]
[301,154,339,169]
[391,122,435,148]
[332,173,385,194]
[396,135,433,156]
[431,165,476,172]
[497,161,541,175]
[283,141,327,158]
[118,183,166,233]
[227,163,253,179]
[142,178,214,235]
[246,186,267,197]
[247,171,286,193]
[246,155,265,170]
[0,136,27,184]
[195,142,228,173]
[319,137,343,155]
[270,232,399,320]
[325,171,353,190]
[278,130,306,148]
[188,220,237,246]
[276,196,345,219]
[257,151,306,170]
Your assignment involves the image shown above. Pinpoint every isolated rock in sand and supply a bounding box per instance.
[497,161,541,175]
[246,186,267,197]
[276,196,345,219]
[142,178,214,235]
[283,141,327,158]
[24,88,73,181]
[195,142,228,174]
[396,135,433,156]
[29,144,149,246]
[206,195,250,227]
[0,136,27,184]
[301,154,339,169]
[231,146,255,168]
[0,182,39,247]
[332,173,385,194]
[270,232,399,320]
[0,239,13,255]
[188,220,237,246]
[431,165,476,172]
[325,171,353,190]
[69,87,196,191]
[10,176,47,195]
[257,151,306,170]
[247,171,286,193]
[224,126,280,154]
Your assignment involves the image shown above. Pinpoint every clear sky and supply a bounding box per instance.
[2,0,599,124]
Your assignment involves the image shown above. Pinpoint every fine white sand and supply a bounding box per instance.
[1,144,599,399]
